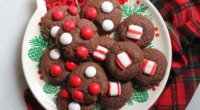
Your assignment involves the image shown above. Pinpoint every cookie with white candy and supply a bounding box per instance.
[106,41,144,81]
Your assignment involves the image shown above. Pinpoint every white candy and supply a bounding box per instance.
[93,45,108,61]
[60,33,72,45]
[49,49,60,60]
[108,82,121,96]
[85,66,97,78]
[142,59,157,76]
[101,1,114,13]
[50,26,60,38]
[68,102,81,110]
[102,19,114,32]
[127,25,143,41]
[116,52,132,69]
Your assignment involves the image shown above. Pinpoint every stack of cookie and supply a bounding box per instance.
[40,0,167,110]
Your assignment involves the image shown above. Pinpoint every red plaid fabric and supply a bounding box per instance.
[24,0,200,110]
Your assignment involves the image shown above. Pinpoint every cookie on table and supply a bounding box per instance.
[81,0,122,34]
[134,48,167,89]
[99,81,133,109]
[40,48,71,84]
[106,41,144,81]
[117,14,154,48]
[57,84,96,110]
[67,62,108,104]
[41,6,80,40]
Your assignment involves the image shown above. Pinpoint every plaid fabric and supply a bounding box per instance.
[24,0,200,110]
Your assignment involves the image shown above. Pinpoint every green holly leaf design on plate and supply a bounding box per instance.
[43,83,61,94]
[29,35,49,48]
[133,89,149,103]
[28,47,44,62]
[146,42,153,48]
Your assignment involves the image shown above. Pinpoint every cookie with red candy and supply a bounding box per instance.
[81,0,122,34]
[40,48,71,84]
[67,62,108,104]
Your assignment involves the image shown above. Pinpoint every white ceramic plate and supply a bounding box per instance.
[22,0,172,110]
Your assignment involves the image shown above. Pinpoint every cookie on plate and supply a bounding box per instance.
[117,14,154,48]
[67,62,108,104]
[81,0,122,34]
[99,81,133,109]
[40,48,70,84]
[134,48,167,89]
[106,41,144,81]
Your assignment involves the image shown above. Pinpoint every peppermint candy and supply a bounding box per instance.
[116,52,133,69]
[93,46,108,61]
[142,59,157,76]
[127,25,143,41]
[108,82,121,96]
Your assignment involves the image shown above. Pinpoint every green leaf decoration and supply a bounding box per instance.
[133,89,149,103]
[29,35,49,48]
[52,92,60,104]
[144,14,153,21]
[28,47,44,62]
[137,4,149,13]
[43,83,61,94]
[146,42,153,48]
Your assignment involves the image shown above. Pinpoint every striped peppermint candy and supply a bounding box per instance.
[127,25,143,41]
[142,59,157,76]
[93,46,108,61]
[116,52,133,69]
[108,82,121,96]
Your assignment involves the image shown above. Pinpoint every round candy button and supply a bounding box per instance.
[65,61,77,71]
[68,6,79,15]
[85,7,97,20]
[101,1,114,13]
[76,46,89,59]
[81,27,94,39]
[50,64,62,76]
[49,49,60,60]
[63,20,76,31]
[60,89,69,99]
[52,9,64,21]
[68,102,81,110]
[72,90,84,101]
[50,26,60,38]
[70,75,82,87]
[60,33,73,45]
[85,66,96,78]
[102,19,114,32]
[88,83,101,95]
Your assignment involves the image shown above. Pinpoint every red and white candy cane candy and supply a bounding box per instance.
[108,82,121,96]
[127,25,143,41]
[116,52,133,69]
[142,59,157,76]
[93,46,108,61]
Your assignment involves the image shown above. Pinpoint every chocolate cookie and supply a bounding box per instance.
[106,41,144,81]
[134,48,167,89]
[40,48,70,84]
[57,85,96,110]
[41,6,80,40]
[81,0,122,34]
[67,62,108,104]
[99,81,133,109]
[117,14,154,48]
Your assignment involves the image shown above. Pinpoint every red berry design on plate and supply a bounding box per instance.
[72,90,84,101]
[68,5,79,15]
[52,9,65,21]
[76,46,89,59]
[81,27,94,39]
[60,89,69,99]
[85,7,97,20]
[63,20,76,31]
[65,61,78,71]
[70,75,82,87]
[50,64,62,76]
[88,83,101,95]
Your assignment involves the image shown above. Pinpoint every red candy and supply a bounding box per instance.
[85,7,97,20]
[72,90,84,101]
[76,46,89,59]
[81,27,94,39]
[52,9,64,21]
[50,64,62,76]
[68,6,79,15]
[70,75,82,87]
[63,20,76,31]
[65,61,78,71]
[60,89,69,99]
[88,83,101,95]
